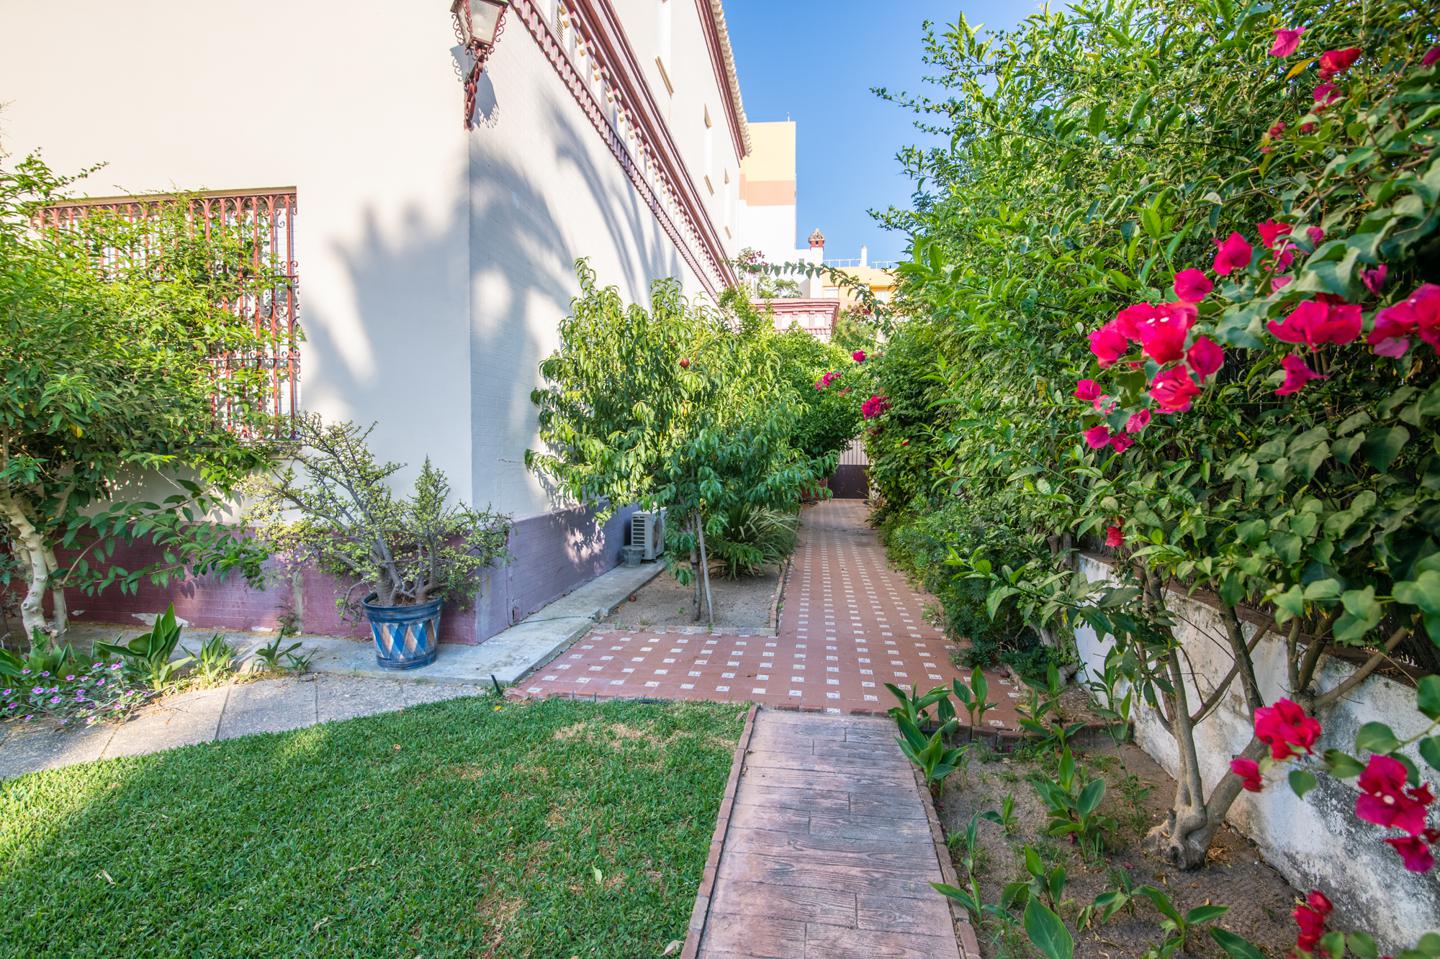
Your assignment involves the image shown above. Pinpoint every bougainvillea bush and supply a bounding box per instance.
[868,0,1440,949]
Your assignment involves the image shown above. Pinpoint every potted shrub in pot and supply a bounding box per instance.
[246,415,510,669]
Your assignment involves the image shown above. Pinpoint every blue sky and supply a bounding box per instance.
[724,0,1040,262]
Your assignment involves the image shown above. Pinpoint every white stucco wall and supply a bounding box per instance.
[1073,555,1440,946]
[0,0,745,525]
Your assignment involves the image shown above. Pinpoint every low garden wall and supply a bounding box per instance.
[1072,554,1440,945]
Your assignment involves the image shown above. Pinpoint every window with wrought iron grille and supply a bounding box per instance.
[36,189,300,438]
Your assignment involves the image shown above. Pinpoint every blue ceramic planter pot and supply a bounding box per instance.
[362,595,442,670]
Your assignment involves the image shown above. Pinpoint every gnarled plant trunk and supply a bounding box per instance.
[0,490,63,639]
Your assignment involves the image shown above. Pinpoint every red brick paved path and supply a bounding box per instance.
[518,499,1020,729]
[691,710,977,958]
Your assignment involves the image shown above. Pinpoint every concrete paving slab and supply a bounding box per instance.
[314,675,410,723]
[217,678,317,740]
[0,724,114,779]
[102,686,229,759]
[402,683,483,709]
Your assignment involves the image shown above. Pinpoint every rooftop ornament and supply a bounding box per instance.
[451,0,508,129]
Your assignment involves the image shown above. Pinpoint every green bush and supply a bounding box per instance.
[769,328,863,465]
[707,504,799,579]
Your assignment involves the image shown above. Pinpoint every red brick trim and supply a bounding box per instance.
[911,763,983,958]
[681,702,758,958]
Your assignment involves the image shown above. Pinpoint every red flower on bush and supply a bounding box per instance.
[1125,408,1151,434]
[1174,268,1213,303]
[1268,299,1362,347]
[1105,525,1123,548]
[815,371,841,390]
[1231,757,1263,792]
[1385,835,1437,874]
[1313,83,1341,108]
[1213,232,1254,276]
[1294,891,1332,954]
[1253,698,1321,759]
[1186,336,1224,380]
[1109,433,1134,454]
[852,349,867,363]
[1090,321,1129,367]
[1307,226,1325,246]
[1318,47,1361,81]
[1276,354,1326,395]
[1149,366,1201,413]
[1362,264,1388,295]
[1136,303,1196,364]
[1083,425,1112,449]
[1356,755,1435,837]
[1075,379,1102,403]
[1270,27,1305,57]
[860,394,890,419]
[1258,220,1291,250]
[1369,283,1440,358]
[1268,121,1287,137]
[1426,46,1440,68]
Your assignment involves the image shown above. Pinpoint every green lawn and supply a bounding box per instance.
[0,696,744,959]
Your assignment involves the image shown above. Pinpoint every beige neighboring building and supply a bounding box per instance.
[0,0,751,643]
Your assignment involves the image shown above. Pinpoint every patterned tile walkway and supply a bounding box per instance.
[517,499,1021,729]
[689,710,977,958]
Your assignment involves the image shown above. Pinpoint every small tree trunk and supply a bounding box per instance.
[45,547,68,638]
[0,492,55,639]
[689,514,701,621]
[695,515,715,626]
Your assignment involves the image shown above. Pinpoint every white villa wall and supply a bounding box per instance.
[1073,555,1440,946]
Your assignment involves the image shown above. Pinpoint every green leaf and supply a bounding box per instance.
[1023,899,1074,959]
[1418,736,1440,773]
[1324,749,1366,779]
[1289,768,1318,799]
[1355,721,1402,755]
[1394,571,1440,616]
[1210,928,1266,959]
[1417,676,1440,721]
[1363,425,1410,472]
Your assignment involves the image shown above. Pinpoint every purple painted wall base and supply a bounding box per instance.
[50,504,634,645]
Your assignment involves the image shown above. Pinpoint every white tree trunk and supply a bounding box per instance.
[0,491,54,639]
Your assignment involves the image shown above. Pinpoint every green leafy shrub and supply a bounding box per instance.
[706,504,798,579]
[95,604,193,690]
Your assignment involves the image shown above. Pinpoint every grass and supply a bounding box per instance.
[0,696,745,959]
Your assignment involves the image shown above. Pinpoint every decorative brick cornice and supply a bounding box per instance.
[511,0,737,298]
[695,0,751,158]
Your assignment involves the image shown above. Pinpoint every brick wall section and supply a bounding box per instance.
[46,505,633,645]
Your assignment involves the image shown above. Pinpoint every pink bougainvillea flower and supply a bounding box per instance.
[1294,892,1330,954]
[1356,755,1435,837]
[1271,274,1294,293]
[1267,299,1363,347]
[1257,220,1291,250]
[1231,757,1263,792]
[1212,232,1254,276]
[1149,366,1201,413]
[852,349,867,363]
[1135,303,1196,364]
[1186,336,1224,380]
[1410,283,1440,346]
[1102,525,1123,548]
[1089,321,1130,367]
[1306,226,1326,246]
[1114,302,1158,340]
[1083,425,1112,449]
[1318,47,1361,80]
[1385,835,1436,873]
[1313,82,1341,108]
[1253,698,1322,759]
[1299,121,1318,134]
[1369,284,1440,356]
[1276,355,1326,396]
[1425,46,1440,67]
[1124,408,1152,434]
[1074,379,1102,403]
[1269,27,1305,57]
[1273,247,1296,272]
[1268,121,1287,137]
[860,394,890,420]
[1362,264,1389,295]
[1109,433,1134,454]
[1173,268,1213,303]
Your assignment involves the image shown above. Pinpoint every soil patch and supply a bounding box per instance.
[603,565,781,631]
[939,738,1298,957]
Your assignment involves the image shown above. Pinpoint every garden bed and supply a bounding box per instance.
[603,564,783,631]
[938,738,1299,957]
[0,696,743,958]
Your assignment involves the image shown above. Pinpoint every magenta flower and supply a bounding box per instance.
[1362,264,1388,295]
[1212,232,1253,276]
[1231,757,1263,792]
[1149,366,1201,413]
[1306,226,1325,247]
[1312,83,1341,108]
[1173,268,1212,303]
[1104,525,1123,548]
[851,350,866,363]
[860,394,890,420]
[1267,299,1362,347]
[1425,46,1440,68]
[1317,47,1361,81]
[1253,698,1322,759]
[1370,284,1440,356]
[1269,27,1305,57]
[1268,121,1287,138]
[1074,379,1102,403]
[1124,408,1151,434]
[1083,425,1112,449]
[1275,354,1326,396]
[1137,306,1195,364]
[1109,433,1134,454]
[1186,336,1224,380]
[1257,220,1290,250]
[1089,322,1129,367]
[1356,755,1434,837]
[1385,835,1436,873]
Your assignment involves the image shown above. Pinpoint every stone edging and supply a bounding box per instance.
[680,702,758,959]
[910,761,983,958]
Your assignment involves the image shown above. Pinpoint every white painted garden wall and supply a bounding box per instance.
[1073,555,1440,946]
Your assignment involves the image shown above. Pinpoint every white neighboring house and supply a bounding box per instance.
[0,0,750,642]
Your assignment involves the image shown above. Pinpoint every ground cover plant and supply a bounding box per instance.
[0,696,742,958]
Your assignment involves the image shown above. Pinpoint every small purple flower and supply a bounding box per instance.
[65,674,76,682]
[48,696,61,704]
[96,678,106,687]
[21,668,31,675]
[40,671,50,678]
[110,663,123,671]
[76,689,87,699]
[31,686,44,695]
[22,714,33,721]
[1,689,10,696]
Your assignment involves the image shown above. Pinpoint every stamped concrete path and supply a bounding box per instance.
[519,499,1022,726]
[686,709,978,958]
